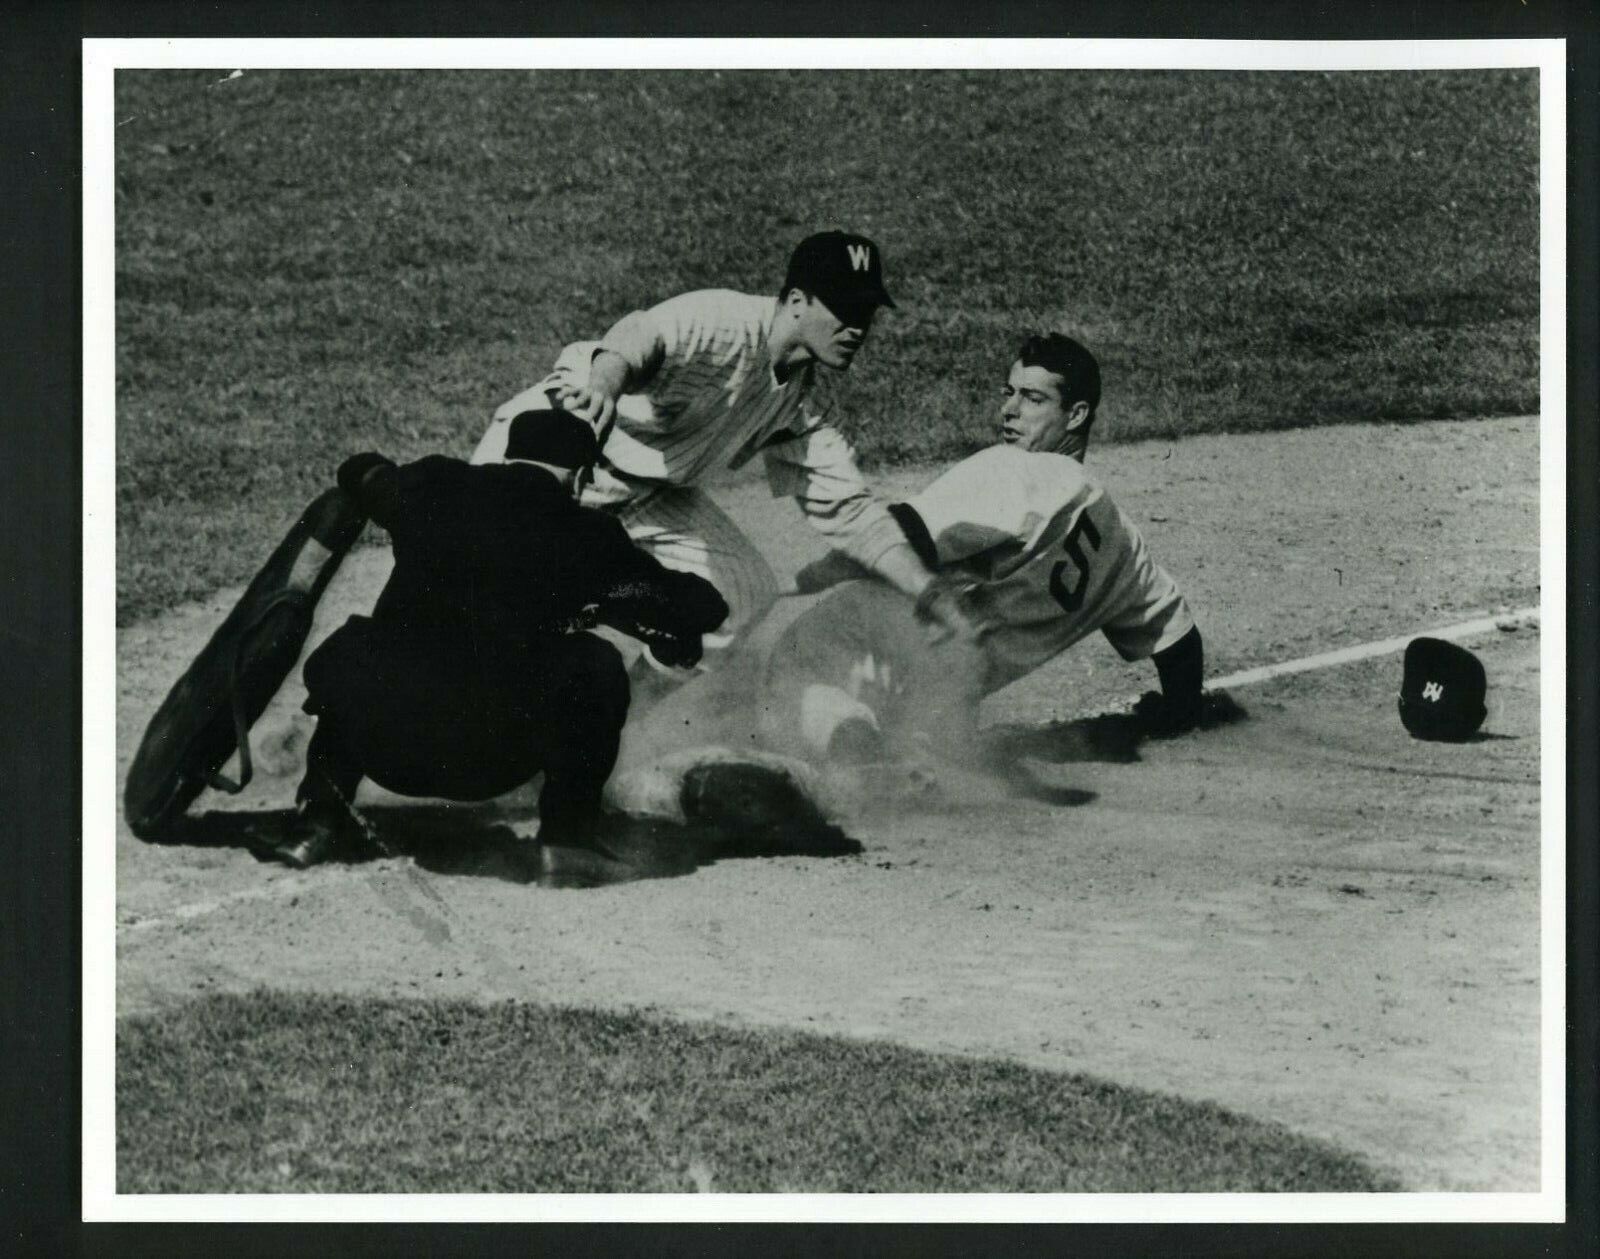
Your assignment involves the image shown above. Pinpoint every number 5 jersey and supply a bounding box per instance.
[889,444,1194,691]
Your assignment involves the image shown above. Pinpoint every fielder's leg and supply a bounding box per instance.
[612,485,780,676]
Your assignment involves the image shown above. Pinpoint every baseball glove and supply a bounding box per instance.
[592,571,729,669]
[602,613,705,668]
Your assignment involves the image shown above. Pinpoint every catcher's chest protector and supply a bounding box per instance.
[123,487,366,840]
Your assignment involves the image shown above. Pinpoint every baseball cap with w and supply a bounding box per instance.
[784,230,896,315]
[1398,637,1487,741]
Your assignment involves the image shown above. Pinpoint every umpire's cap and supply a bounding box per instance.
[1398,637,1487,741]
[503,409,600,470]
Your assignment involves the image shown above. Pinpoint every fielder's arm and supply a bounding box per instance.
[586,349,635,398]
[790,509,935,599]
[790,511,994,649]
[557,300,680,431]
[763,425,990,644]
[550,349,630,435]
[765,428,929,596]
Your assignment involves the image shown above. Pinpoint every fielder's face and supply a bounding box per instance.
[791,289,875,370]
[1000,361,1087,455]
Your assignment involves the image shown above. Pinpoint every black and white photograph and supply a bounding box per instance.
[83,35,1568,1222]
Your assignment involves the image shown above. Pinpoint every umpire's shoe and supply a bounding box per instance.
[534,827,642,889]
[268,799,381,870]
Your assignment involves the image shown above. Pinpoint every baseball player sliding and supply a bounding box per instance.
[757,332,1206,770]
[470,230,969,696]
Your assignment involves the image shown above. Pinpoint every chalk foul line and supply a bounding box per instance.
[1206,606,1539,691]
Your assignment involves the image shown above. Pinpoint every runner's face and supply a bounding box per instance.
[1000,361,1078,453]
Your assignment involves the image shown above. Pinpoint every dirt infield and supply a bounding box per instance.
[112,416,1543,1192]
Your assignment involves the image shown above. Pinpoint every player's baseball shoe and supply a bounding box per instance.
[267,799,383,870]
[534,839,642,889]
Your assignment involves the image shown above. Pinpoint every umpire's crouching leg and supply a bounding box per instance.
[532,632,631,845]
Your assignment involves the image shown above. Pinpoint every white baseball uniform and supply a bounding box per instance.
[765,444,1194,758]
[472,289,888,662]
[900,444,1193,689]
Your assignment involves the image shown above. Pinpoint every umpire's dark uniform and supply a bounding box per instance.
[282,411,727,865]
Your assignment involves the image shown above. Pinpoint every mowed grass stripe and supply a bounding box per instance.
[117,992,1400,1193]
[113,69,1538,623]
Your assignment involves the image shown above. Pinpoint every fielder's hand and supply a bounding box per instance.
[552,382,618,436]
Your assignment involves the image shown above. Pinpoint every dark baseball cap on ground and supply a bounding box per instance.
[1398,637,1487,741]
[784,230,896,313]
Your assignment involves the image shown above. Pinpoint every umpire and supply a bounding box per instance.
[271,409,729,870]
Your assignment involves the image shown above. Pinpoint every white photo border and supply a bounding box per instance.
[82,35,1568,1225]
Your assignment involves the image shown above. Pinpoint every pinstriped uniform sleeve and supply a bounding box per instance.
[596,300,681,383]
[596,289,747,385]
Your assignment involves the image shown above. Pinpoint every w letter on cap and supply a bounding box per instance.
[1399,637,1486,741]
[847,243,872,271]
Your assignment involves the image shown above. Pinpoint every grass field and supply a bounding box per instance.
[117,992,1399,1193]
[113,68,1538,623]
